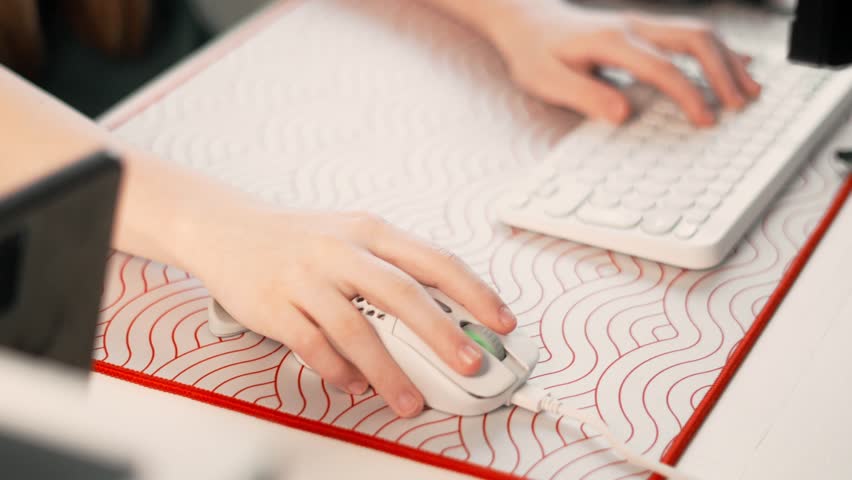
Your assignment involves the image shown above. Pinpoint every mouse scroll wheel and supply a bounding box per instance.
[461,323,506,361]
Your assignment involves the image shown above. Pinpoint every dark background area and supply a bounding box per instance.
[32,0,210,119]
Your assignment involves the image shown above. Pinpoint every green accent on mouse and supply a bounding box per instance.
[462,323,507,360]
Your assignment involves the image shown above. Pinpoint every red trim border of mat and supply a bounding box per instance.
[649,173,852,479]
[92,361,523,480]
[94,1,852,477]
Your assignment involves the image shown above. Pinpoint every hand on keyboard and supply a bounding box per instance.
[479,1,762,126]
[497,54,850,269]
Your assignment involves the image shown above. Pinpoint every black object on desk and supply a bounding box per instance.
[789,0,852,68]
[0,152,121,371]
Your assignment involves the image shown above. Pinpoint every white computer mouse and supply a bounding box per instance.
[208,287,540,416]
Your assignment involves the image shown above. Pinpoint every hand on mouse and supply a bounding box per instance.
[184,203,517,418]
[422,0,761,126]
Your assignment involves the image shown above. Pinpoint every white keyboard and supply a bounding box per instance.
[497,57,852,269]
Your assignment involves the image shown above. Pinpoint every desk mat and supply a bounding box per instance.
[94,1,852,478]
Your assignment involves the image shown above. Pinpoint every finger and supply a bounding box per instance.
[262,302,368,395]
[515,58,631,124]
[724,45,762,98]
[366,227,517,335]
[301,291,424,417]
[681,34,747,110]
[592,36,715,126]
[343,250,485,377]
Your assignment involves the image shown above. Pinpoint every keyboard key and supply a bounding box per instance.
[535,181,559,198]
[730,155,755,170]
[614,167,644,182]
[576,205,642,229]
[740,141,767,158]
[672,181,706,196]
[674,222,699,239]
[589,191,620,208]
[503,191,530,209]
[631,151,659,167]
[657,155,693,171]
[661,194,694,210]
[640,211,681,235]
[684,208,710,224]
[719,168,743,183]
[647,167,681,184]
[602,180,632,195]
[553,155,583,173]
[706,181,734,196]
[533,166,557,183]
[696,193,722,210]
[687,167,718,182]
[636,182,668,197]
[698,155,729,169]
[543,184,592,217]
[622,192,657,211]
[576,169,606,184]
[591,155,621,170]
[707,142,740,157]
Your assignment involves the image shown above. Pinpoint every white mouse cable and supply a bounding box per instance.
[510,384,697,480]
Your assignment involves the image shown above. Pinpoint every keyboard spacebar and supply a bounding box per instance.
[575,205,642,229]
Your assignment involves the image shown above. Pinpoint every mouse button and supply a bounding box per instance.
[461,323,506,360]
[380,333,475,415]
[391,320,516,398]
[502,333,540,373]
[208,299,249,338]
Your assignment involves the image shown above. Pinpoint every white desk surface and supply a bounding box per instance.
[89,1,852,479]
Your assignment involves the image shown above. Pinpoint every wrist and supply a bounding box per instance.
[168,178,269,279]
[471,0,578,52]
[112,146,264,276]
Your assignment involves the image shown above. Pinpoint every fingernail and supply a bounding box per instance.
[610,102,629,123]
[397,391,420,416]
[347,380,368,395]
[459,343,482,367]
[499,305,517,329]
[732,92,745,106]
[700,110,716,126]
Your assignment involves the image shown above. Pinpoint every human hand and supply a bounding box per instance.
[480,1,761,126]
[187,205,517,418]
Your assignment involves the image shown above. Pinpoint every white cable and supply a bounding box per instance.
[511,384,699,480]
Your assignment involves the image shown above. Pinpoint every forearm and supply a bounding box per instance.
[0,65,251,272]
[413,0,564,42]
